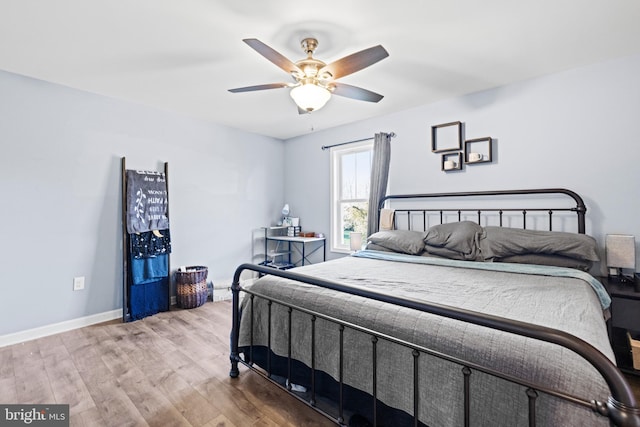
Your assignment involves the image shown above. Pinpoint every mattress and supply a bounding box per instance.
[238,251,614,426]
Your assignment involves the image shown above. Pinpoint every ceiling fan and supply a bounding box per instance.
[228,38,389,113]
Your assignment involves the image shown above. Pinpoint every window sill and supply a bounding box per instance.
[330,248,352,255]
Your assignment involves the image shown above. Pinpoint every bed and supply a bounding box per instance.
[229,189,640,426]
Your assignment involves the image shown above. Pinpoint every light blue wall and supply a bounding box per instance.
[0,71,285,336]
[283,53,640,271]
[3,51,639,338]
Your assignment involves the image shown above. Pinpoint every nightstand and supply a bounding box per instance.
[601,274,640,374]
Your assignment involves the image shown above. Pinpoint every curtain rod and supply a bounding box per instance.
[321,132,396,150]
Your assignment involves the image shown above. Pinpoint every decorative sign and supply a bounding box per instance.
[126,170,169,233]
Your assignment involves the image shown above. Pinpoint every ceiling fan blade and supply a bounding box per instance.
[319,45,389,80]
[243,38,303,76]
[331,82,384,103]
[228,83,290,93]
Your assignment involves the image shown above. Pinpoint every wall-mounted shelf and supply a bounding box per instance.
[431,121,463,153]
[441,152,463,172]
[464,137,493,164]
[429,121,496,173]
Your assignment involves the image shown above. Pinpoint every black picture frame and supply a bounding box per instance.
[431,121,463,153]
[464,137,493,164]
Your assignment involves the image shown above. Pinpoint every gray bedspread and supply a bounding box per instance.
[238,253,614,426]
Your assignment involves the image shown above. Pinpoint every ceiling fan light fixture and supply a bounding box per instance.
[290,83,331,112]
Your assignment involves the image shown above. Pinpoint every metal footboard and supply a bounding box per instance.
[229,263,640,427]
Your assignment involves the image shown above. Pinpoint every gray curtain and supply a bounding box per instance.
[367,132,392,236]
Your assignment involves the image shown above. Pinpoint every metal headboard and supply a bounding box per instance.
[379,188,587,234]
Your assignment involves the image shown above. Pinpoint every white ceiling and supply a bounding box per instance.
[1,1,639,140]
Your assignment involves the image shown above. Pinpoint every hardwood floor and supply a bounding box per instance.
[4,301,640,427]
[0,301,334,427]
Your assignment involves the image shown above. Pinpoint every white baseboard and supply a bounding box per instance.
[213,288,232,301]
[212,278,232,301]
[0,309,122,348]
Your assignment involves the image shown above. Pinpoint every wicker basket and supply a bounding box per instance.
[175,266,208,309]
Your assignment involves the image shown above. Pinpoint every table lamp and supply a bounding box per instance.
[350,232,363,252]
[606,234,636,283]
[280,203,290,225]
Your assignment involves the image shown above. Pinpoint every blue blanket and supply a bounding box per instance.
[131,254,168,285]
[129,254,169,320]
[353,249,611,310]
[129,277,169,320]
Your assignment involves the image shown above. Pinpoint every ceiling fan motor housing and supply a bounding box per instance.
[301,38,319,56]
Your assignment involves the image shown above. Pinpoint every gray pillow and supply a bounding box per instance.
[479,226,600,262]
[424,221,483,260]
[367,230,426,255]
[364,242,395,252]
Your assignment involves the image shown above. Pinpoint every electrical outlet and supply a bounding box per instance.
[73,276,85,291]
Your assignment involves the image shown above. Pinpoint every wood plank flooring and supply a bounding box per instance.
[0,301,335,427]
[4,300,640,426]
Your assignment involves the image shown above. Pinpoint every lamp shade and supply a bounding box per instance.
[290,83,331,112]
[282,204,290,216]
[606,234,636,269]
[350,232,363,252]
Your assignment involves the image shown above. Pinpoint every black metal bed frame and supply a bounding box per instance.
[379,188,586,234]
[229,189,640,426]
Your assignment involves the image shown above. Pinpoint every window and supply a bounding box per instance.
[330,140,373,253]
